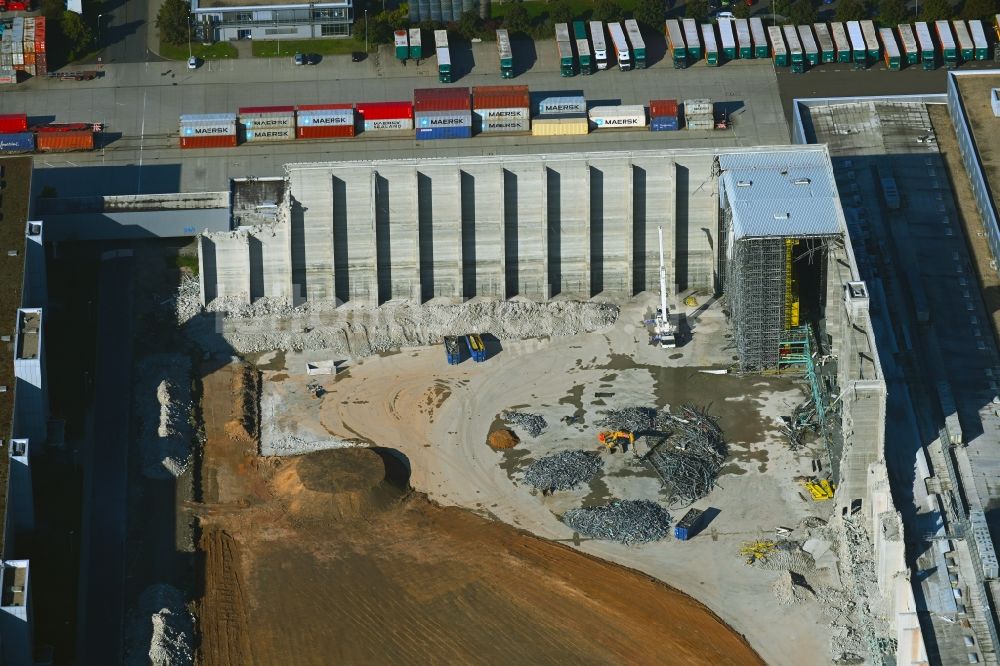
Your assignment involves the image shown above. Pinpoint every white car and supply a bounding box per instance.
[713,10,735,19]
[187,56,200,70]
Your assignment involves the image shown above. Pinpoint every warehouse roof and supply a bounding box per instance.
[719,151,842,240]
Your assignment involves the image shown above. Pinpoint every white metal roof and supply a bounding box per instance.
[701,23,717,52]
[830,22,849,53]
[768,25,787,55]
[749,17,767,48]
[683,18,701,48]
[719,151,842,240]
[879,28,900,58]
[969,20,988,49]
[897,23,917,54]
[719,18,736,49]
[813,23,834,53]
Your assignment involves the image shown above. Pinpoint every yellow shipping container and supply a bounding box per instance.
[531,117,589,136]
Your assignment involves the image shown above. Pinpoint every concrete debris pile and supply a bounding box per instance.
[182,295,619,356]
[125,584,194,666]
[173,274,202,326]
[772,570,816,605]
[598,407,671,433]
[748,540,816,572]
[136,354,193,479]
[646,406,727,508]
[563,500,671,545]
[840,517,895,662]
[523,450,603,491]
[502,410,548,437]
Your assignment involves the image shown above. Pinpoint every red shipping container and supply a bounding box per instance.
[413,87,471,112]
[0,114,29,133]
[36,130,93,152]
[180,134,238,149]
[355,101,413,120]
[296,103,353,112]
[472,85,530,109]
[649,99,679,118]
[34,123,91,132]
[237,105,295,115]
[296,126,355,139]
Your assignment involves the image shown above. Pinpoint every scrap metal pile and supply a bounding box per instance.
[502,410,548,437]
[602,405,726,509]
[563,500,672,545]
[523,450,602,491]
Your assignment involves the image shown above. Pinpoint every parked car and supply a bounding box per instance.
[187,56,200,70]
[713,10,736,19]
[351,51,366,62]
[294,52,319,65]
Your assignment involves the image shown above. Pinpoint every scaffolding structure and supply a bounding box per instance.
[726,237,788,372]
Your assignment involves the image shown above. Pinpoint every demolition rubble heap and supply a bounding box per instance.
[523,451,603,491]
[563,500,672,545]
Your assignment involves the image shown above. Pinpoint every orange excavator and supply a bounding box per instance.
[597,430,635,453]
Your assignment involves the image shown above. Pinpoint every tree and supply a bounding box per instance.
[593,0,624,23]
[734,2,752,18]
[457,10,482,39]
[772,0,792,18]
[61,10,94,58]
[919,0,952,20]
[877,0,908,25]
[685,0,709,22]
[633,0,664,29]
[503,3,530,35]
[548,0,574,24]
[835,0,868,21]
[960,0,998,20]
[156,0,190,46]
[789,0,817,23]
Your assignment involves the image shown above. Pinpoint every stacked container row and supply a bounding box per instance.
[414,87,471,139]
[179,113,238,149]
[0,16,47,82]
[239,106,295,142]
[533,93,588,135]
[684,98,713,130]
[356,101,414,131]
[296,104,355,139]
[588,105,646,130]
[473,85,530,133]
[649,99,679,131]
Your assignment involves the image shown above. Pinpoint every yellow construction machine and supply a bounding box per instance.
[804,478,836,501]
[597,430,635,453]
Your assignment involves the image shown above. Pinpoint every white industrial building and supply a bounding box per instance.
[192,0,352,42]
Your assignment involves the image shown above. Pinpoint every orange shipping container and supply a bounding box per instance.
[296,125,355,139]
[36,131,94,152]
[180,134,238,149]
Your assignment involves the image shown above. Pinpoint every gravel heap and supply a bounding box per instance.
[136,354,193,479]
[773,570,816,606]
[598,407,672,434]
[173,274,202,326]
[523,450,603,491]
[126,584,193,666]
[502,410,548,437]
[563,500,672,545]
[181,292,619,356]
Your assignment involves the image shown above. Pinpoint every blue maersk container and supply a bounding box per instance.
[0,133,35,154]
[416,126,473,139]
[415,109,472,140]
[650,116,679,131]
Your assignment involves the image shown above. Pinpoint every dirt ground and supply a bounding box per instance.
[249,297,836,665]
[195,362,763,665]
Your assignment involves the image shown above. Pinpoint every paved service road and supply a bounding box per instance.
[76,253,134,665]
[91,0,159,65]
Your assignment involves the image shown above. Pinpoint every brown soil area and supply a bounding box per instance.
[195,364,763,665]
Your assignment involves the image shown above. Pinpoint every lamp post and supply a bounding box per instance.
[187,15,193,59]
[97,13,103,46]
[365,9,368,52]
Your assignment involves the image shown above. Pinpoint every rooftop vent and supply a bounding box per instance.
[793,178,811,185]
[773,212,790,220]
[736,180,753,187]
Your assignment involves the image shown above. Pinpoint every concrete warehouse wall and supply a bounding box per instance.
[199,148,757,306]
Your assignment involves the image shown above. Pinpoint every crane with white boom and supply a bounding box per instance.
[651,226,676,348]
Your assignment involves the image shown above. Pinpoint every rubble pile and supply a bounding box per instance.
[563,500,671,545]
[523,451,603,491]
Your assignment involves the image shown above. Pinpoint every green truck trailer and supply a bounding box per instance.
[496,28,513,78]
[555,23,575,76]
[394,30,408,61]
[573,21,592,74]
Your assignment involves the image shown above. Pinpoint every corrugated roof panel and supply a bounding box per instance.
[719,151,842,239]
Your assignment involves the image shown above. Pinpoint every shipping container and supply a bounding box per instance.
[608,22,632,70]
[413,87,470,111]
[588,104,646,129]
[735,18,752,58]
[538,95,587,114]
[297,125,354,139]
[936,20,957,68]
[783,25,805,72]
[36,130,93,152]
[245,127,296,142]
[435,29,452,83]
[718,18,737,60]
[861,20,880,61]
[180,134,238,149]
[686,113,714,130]
[473,85,530,109]
[666,19,688,68]
[394,29,409,61]
[0,113,28,133]
[798,25,819,65]
[624,19,646,68]
[531,115,589,136]
[590,21,608,70]
[683,19,701,60]
[555,22,575,76]
[242,115,294,129]
[898,23,919,64]
[768,25,788,67]
[649,116,679,131]
[363,118,414,131]
[750,17,768,58]
[0,133,34,153]
[649,99,679,118]
[674,508,704,541]
[683,98,712,116]
[879,28,901,70]
[813,23,835,62]
[180,123,238,138]
[296,105,355,132]
[416,125,472,139]
[415,110,473,129]
[496,28,513,77]
[475,110,530,133]
[409,28,423,60]
[574,21,592,74]
[847,21,867,67]
[356,101,414,120]
[180,112,237,125]
[238,105,295,117]
[0,69,17,85]
[969,20,988,60]
[953,20,973,62]
[915,22,936,68]
[701,23,719,66]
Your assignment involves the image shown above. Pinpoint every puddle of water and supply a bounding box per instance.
[251,349,287,371]
[498,447,534,477]
[558,385,586,422]
[581,475,613,507]
[718,463,748,476]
